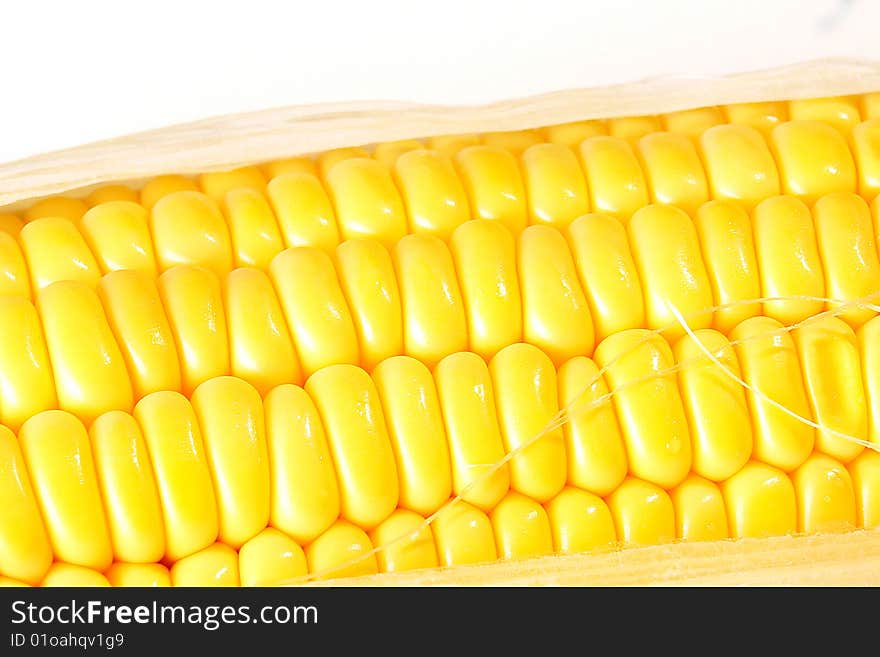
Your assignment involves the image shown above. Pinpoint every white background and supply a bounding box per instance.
[0,0,876,163]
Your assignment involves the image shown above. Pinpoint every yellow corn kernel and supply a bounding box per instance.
[105,563,171,587]
[90,411,165,563]
[579,136,648,220]
[427,134,480,159]
[264,384,339,544]
[0,577,28,587]
[491,491,554,560]
[192,377,270,548]
[859,316,880,448]
[557,356,627,496]
[239,528,308,587]
[134,391,219,562]
[305,519,378,579]
[260,156,317,179]
[594,330,692,489]
[266,173,340,253]
[699,124,781,210]
[673,330,753,481]
[770,121,857,203]
[23,196,88,224]
[724,101,788,136]
[792,453,857,534]
[434,352,510,510]
[85,184,138,207]
[566,213,645,341]
[872,196,880,252]
[730,316,814,471]
[693,200,762,333]
[198,166,266,204]
[334,239,402,371]
[521,143,590,227]
[606,477,676,546]
[449,220,520,360]
[545,487,616,554]
[393,234,467,368]
[454,145,527,235]
[225,267,302,395]
[852,119,880,200]
[752,195,825,324]
[393,149,470,240]
[0,425,52,584]
[222,188,284,270]
[317,147,371,180]
[150,191,233,278]
[98,271,181,399]
[637,132,709,215]
[849,449,880,528]
[813,192,880,328]
[325,158,407,248]
[270,247,359,377]
[519,225,594,364]
[305,364,399,530]
[373,356,452,515]
[38,281,133,423]
[490,343,567,503]
[158,266,229,395]
[542,120,606,149]
[20,411,112,570]
[862,93,880,119]
[481,129,544,156]
[0,232,31,299]
[0,297,56,431]
[79,201,157,277]
[171,543,240,587]
[662,106,724,139]
[139,175,198,211]
[20,217,100,290]
[0,239,18,288]
[369,509,438,573]
[41,563,110,587]
[670,474,729,541]
[628,204,713,339]
[608,115,662,142]
[373,139,423,168]
[789,96,861,136]
[0,213,23,236]
[432,500,497,567]
[792,317,867,463]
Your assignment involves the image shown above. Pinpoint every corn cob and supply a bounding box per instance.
[2,93,880,587]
